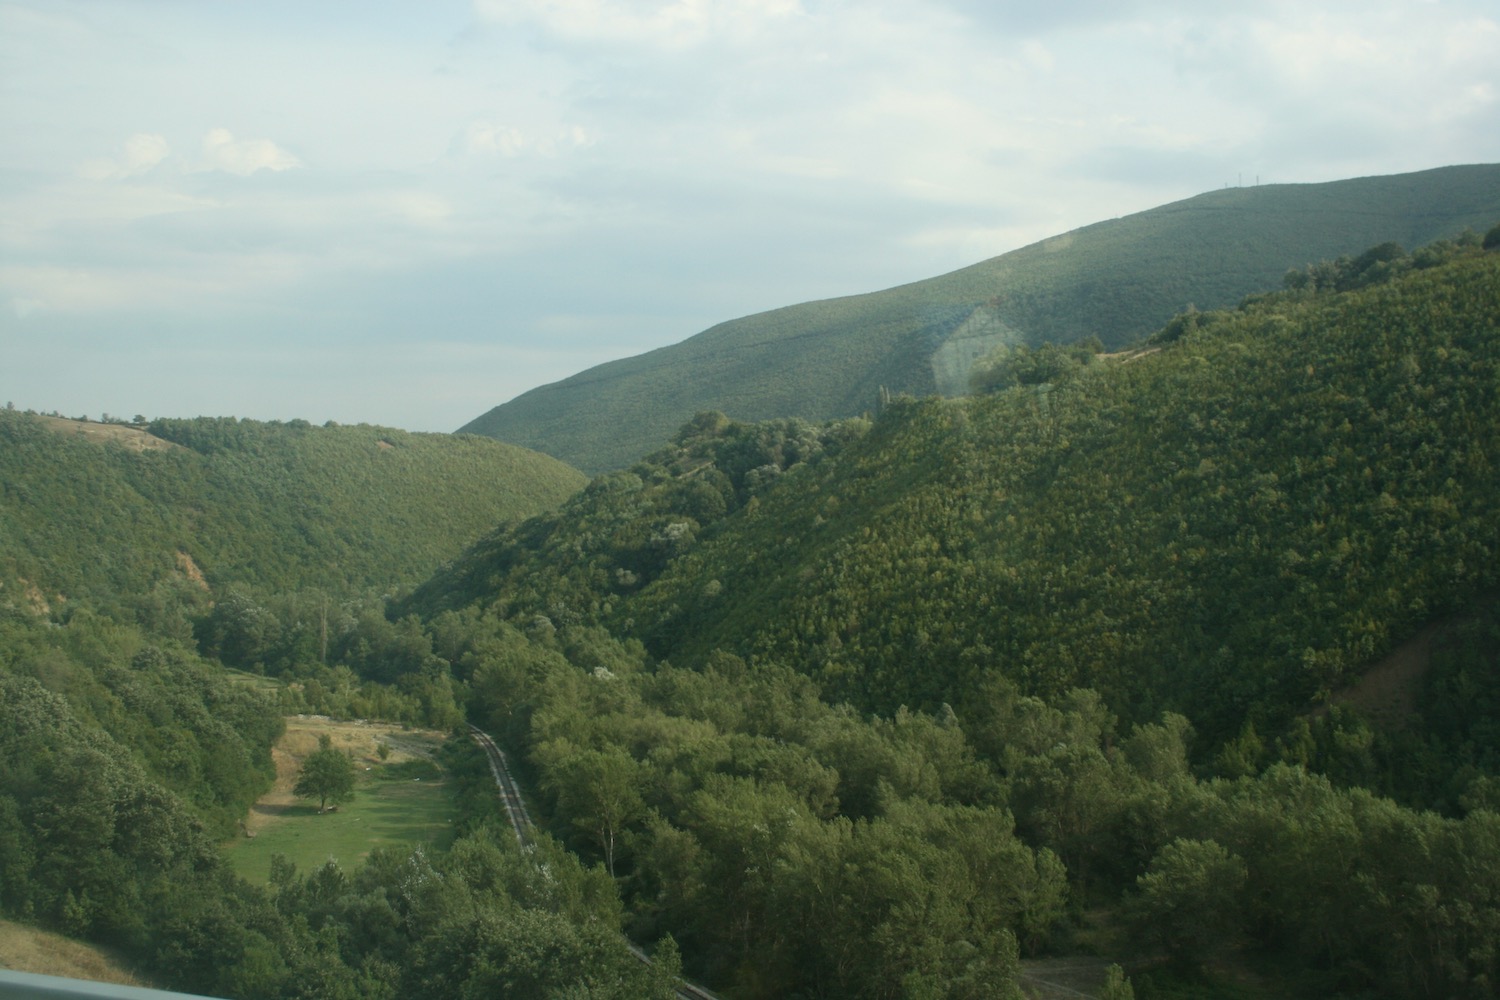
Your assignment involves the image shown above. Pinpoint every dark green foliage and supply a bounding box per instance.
[1127,838,1247,964]
[0,609,279,839]
[428,604,1500,999]
[0,660,268,946]
[444,612,1051,998]
[461,164,1500,472]
[609,246,1500,751]
[397,412,870,621]
[9,214,1500,998]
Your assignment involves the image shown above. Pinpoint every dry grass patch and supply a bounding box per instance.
[34,415,180,452]
[0,919,151,988]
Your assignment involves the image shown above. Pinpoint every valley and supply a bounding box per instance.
[2,205,1499,999]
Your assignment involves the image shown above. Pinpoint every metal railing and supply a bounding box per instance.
[0,969,223,1000]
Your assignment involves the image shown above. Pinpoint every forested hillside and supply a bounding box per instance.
[421,236,1500,776]
[0,414,584,618]
[461,163,1500,472]
[364,234,1500,997]
[5,232,1500,1000]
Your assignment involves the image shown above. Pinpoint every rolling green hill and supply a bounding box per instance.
[460,163,1500,473]
[0,413,585,618]
[417,236,1500,785]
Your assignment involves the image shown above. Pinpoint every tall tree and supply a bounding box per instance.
[293,734,355,813]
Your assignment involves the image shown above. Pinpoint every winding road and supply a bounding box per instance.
[468,724,719,1000]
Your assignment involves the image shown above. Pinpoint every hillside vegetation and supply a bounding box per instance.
[380,232,1500,998]
[5,228,1500,1000]
[0,414,584,618]
[461,163,1500,472]
[415,234,1500,806]
[626,244,1500,741]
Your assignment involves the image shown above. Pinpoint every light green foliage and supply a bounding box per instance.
[1100,964,1135,1000]
[0,413,584,613]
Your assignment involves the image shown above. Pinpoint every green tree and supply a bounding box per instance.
[293,734,356,813]
[1128,837,1246,965]
[538,742,645,877]
[1099,964,1135,1000]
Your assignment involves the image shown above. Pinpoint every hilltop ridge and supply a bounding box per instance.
[461,163,1500,473]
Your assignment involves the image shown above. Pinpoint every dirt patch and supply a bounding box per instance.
[1021,957,1113,999]
[241,716,446,837]
[1102,346,1161,365]
[174,551,209,590]
[1326,621,1447,729]
[15,578,58,616]
[0,919,150,987]
[34,415,181,453]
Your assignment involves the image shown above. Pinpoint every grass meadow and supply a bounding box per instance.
[223,717,458,886]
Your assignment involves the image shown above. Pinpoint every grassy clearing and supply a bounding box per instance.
[223,716,456,886]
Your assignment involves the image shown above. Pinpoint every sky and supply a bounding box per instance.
[2,1,1498,434]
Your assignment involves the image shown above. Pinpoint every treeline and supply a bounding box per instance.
[10,592,1490,996]
[5,230,1500,999]
[0,413,584,617]
[398,411,873,622]
[0,605,278,947]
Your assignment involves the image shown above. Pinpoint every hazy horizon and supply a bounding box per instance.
[4,0,1498,433]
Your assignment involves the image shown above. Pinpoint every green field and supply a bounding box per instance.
[225,759,456,885]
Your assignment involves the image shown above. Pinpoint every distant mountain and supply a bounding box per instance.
[460,163,1500,473]
[0,413,585,616]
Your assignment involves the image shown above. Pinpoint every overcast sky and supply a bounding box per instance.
[3,0,1497,433]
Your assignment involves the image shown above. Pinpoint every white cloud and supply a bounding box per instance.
[455,120,596,158]
[76,132,171,180]
[196,128,302,175]
[474,0,804,49]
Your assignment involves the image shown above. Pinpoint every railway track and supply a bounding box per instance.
[468,724,534,846]
[467,724,719,1000]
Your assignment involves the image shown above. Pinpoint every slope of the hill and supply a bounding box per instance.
[0,414,585,617]
[417,239,1500,777]
[623,247,1500,737]
[461,163,1500,473]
